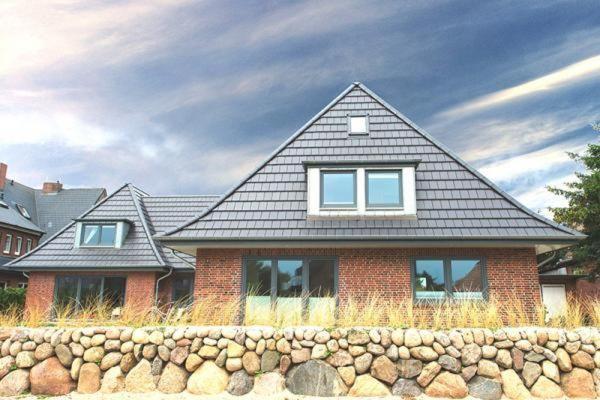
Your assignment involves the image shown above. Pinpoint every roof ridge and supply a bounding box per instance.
[126,184,167,266]
[5,182,131,266]
[159,82,360,238]
[354,82,582,237]
[146,194,220,199]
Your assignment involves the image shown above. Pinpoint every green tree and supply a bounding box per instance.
[547,124,600,277]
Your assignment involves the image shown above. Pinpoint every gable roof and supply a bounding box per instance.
[5,184,218,271]
[158,82,584,249]
[0,179,105,238]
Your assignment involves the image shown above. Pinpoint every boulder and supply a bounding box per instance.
[417,361,441,387]
[0,369,30,396]
[54,344,73,367]
[397,358,423,378]
[261,349,280,371]
[354,352,373,374]
[185,353,203,372]
[158,362,188,393]
[561,367,596,398]
[125,359,156,392]
[530,375,563,398]
[242,351,260,374]
[392,378,423,397]
[370,355,398,385]
[169,345,188,365]
[348,374,391,396]
[120,352,136,373]
[439,354,461,373]
[556,348,572,372]
[100,352,122,370]
[477,359,500,378]
[542,359,560,383]
[404,329,422,347]
[228,340,246,358]
[34,342,55,360]
[77,363,100,393]
[326,349,353,367]
[424,371,468,398]
[571,350,595,370]
[100,366,124,393]
[461,364,478,382]
[286,359,347,396]
[15,351,36,368]
[522,361,542,388]
[461,343,482,366]
[291,348,311,363]
[0,356,15,380]
[496,349,513,369]
[30,357,74,395]
[501,369,530,400]
[254,371,286,395]
[348,329,370,345]
[338,365,355,386]
[227,370,253,395]
[83,346,104,363]
[468,376,502,400]
[410,346,439,361]
[187,361,229,395]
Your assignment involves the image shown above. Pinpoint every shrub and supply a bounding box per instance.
[0,287,25,310]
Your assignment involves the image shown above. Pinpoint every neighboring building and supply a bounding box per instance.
[0,163,106,288]
[7,83,584,315]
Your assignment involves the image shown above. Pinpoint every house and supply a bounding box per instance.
[0,163,106,288]
[6,183,218,310]
[7,82,584,315]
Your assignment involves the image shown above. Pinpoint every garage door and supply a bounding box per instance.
[541,284,567,318]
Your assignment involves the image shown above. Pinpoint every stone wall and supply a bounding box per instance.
[0,326,599,398]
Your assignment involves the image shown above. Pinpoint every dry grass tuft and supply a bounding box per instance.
[1,293,599,329]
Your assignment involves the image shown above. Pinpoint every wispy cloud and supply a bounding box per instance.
[437,55,600,119]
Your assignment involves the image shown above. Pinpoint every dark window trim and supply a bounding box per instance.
[365,169,404,208]
[320,170,357,209]
[80,223,117,247]
[53,275,127,308]
[411,256,488,303]
[171,274,195,304]
[242,256,339,313]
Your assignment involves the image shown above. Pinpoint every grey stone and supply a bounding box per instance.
[439,354,461,373]
[397,358,423,378]
[392,378,422,397]
[286,359,347,396]
[0,369,30,396]
[468,375,502,400]
[522,361,542,388]
[227,370,254,396]
[261,350,280,371]
[461,343,482,366]
[354,353,373,374]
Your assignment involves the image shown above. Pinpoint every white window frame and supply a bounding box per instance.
[14,237,22,256]
[26,239,32,253]
[74,221,129,249]
[3,234,12,254]
[0,282,7,290]
[17,282,28,289]
[307,166,417,219]
[348,115,369,135]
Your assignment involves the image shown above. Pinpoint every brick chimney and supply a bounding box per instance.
[42,180,63,194]
[0,163,7,190]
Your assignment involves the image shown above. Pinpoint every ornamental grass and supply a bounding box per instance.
[3,293,599,329]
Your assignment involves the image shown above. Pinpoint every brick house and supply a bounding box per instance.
[6,83,584,315]
[0,163,106,288]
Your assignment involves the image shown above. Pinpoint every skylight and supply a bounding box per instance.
[16,204,31,219]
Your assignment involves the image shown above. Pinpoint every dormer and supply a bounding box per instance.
[304,160,418,219]
[73,219,132,248]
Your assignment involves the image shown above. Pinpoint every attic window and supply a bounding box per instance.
[16,204,30,219]
[0,199,7,209]
[348,116,368,135]
[81,224,116,247]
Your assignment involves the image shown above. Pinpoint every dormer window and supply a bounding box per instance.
[74,220,130,249]
[348,115,368,135]
[16,204,30,219]
[306,162,417,219]
[81,224,116,247]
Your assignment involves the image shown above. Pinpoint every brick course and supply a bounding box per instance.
[195,247,541,310]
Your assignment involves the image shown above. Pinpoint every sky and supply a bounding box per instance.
[1,0,599,217]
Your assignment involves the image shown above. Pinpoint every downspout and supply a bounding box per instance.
[155,266,173,307]
[170,249,196,270]
[537,251,557,272]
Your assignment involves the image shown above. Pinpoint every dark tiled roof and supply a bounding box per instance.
[5,185,218,271]
[0,180,105,239]
[161,83,583,243]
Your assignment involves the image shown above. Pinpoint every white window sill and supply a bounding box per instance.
[308,210,417,220]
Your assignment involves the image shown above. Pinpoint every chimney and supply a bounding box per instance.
[0,163,7,190]
[42,180,63,194]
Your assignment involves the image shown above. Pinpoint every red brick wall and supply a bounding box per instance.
[24,271,159,314]
[195,247,541,309]
[0,227,40,260]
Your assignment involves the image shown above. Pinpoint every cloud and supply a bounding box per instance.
[437,54,600,119]
[515,173,575,218]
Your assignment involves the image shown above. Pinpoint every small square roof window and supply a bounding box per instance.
[349,116,368,134]
[16,204,31,219]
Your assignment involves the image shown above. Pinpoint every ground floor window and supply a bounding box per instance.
[172,275,194,305]
[413,257,486,301]
[243,257,337,318]
[55,276,126,309]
